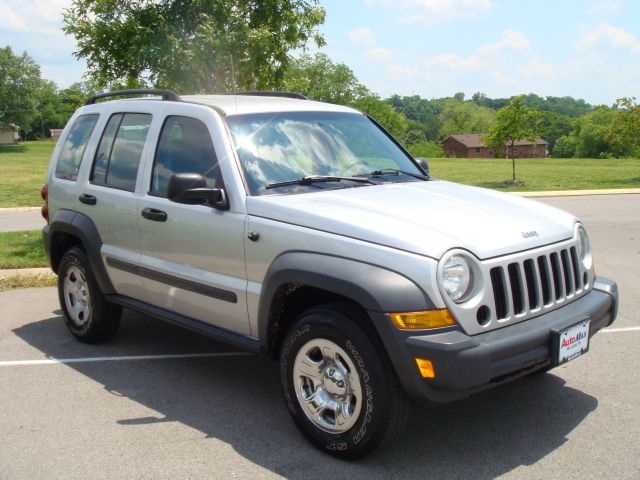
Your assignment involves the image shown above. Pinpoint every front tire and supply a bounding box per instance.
[58,246,121,343]
[279,303,409,459]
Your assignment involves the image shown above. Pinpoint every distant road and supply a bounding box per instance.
[0,209,44,232]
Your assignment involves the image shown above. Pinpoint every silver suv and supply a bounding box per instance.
[42,89,618,459]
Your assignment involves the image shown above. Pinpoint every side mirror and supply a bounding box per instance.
[415,157,430,177]
[167,173,229,210]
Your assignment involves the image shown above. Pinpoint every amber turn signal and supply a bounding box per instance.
[415,358,435,379]
[390,309,455,330]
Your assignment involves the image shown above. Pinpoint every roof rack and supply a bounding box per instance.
[86,89,181,105]
[230,91,308,100]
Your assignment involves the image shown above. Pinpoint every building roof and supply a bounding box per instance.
[445,133,547,148]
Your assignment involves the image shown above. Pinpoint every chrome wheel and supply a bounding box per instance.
[292,338,363,434]
[63,265,91,325]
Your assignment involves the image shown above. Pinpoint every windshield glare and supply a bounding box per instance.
[226,111,421,195]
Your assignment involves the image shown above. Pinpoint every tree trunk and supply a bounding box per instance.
[511,140,516,182]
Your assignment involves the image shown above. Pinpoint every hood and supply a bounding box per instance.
[246,180,577,260]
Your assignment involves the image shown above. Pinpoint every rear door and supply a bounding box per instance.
[136,104,250,335]
[74,105,156,300]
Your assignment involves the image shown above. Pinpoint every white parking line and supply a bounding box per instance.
[0,352,252,367]
[601,327,640,333]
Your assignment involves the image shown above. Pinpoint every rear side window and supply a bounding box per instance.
[91,113,152,191]
[55,114,99,180]
[150,116,220,197]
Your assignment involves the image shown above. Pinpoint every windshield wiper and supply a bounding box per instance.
[265,175,377,190]
[363,168,429,180]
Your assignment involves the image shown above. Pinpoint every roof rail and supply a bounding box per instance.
[230,91,308,100]
[86,89,181,105]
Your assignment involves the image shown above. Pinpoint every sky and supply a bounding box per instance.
[1,0,639,106]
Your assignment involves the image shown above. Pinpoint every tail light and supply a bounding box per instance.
[40,184,49,224]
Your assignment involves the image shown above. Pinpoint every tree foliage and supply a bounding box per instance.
[63,0,326,91]
[609,98,640,157]
[439,100,495,138]
[282,53,369,104]
[352,95,410,143]
[0,46,41,129]
[483,95,542,181]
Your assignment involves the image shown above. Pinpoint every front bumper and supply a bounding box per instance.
[370,276,618,404]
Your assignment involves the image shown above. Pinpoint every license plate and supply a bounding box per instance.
[554,320,591,366]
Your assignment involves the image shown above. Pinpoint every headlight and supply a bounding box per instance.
[577,226,593,270]
[442,255,473,303]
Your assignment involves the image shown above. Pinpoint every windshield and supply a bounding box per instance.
[226,111,423,195]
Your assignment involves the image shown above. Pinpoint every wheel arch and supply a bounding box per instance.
[45,209,115,294]
[257,252,435,356]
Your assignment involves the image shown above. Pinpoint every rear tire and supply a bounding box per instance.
[279,303,409,460]
[58,246,121,343]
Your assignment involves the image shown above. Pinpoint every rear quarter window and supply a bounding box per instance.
[54,114,99,181]
[91,113,152,192]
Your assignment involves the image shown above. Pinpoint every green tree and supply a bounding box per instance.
[574,106,616,158]
[407,141,445,158]
[609,98,640,157]
[353,95,410,143]
[538,111,573,154]
[482,95,542,182]
[438,100,496,138]
[282,53,369,104]
[386,94,445,141]
[553,135,577,158]
[64,0,326,91]
[0,46,41,130]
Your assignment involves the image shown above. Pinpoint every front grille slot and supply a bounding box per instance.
[490,267,508,320]
[507,263,525,315]
[561,249,574,296]
[537,256,553,306]
[570,247,582,290]
[523,259,539,310]
[549,252,563,300]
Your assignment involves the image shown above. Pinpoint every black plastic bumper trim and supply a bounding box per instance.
[369,277,619,404]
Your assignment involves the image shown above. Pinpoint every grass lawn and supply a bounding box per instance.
[0,141,53,208]
[0,141,638,208]
[429,157,640,191]
[0,230,48,269]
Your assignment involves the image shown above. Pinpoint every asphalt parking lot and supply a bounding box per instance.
[1,194,638,479]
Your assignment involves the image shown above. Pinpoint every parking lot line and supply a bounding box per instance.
[0,351,252,367]
[601,327,640,333]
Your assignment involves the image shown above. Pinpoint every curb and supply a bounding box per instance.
[514,188,640,198]
[0,207,41,213]
[0,268,56,281]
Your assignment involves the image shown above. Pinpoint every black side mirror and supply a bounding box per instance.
[167,173,229,210]
[415,157,430,177]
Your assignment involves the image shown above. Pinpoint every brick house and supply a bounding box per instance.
[442,134,547,158]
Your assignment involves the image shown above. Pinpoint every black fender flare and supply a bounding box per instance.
[257,251,435,347]
[44,209,115,294]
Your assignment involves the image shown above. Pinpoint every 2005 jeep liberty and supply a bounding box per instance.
[42,89,618,459]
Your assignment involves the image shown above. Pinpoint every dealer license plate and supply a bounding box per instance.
[555,320,591,365]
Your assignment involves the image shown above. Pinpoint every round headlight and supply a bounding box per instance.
[577,227,593,270]
[442,255,472,303]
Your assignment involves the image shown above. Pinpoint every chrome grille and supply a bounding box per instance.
[490,246,584,321]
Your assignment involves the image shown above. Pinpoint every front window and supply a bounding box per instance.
[226,111,422,195]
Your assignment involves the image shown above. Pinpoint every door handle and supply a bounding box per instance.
[141,207,168,222]
[78,194,97,205]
